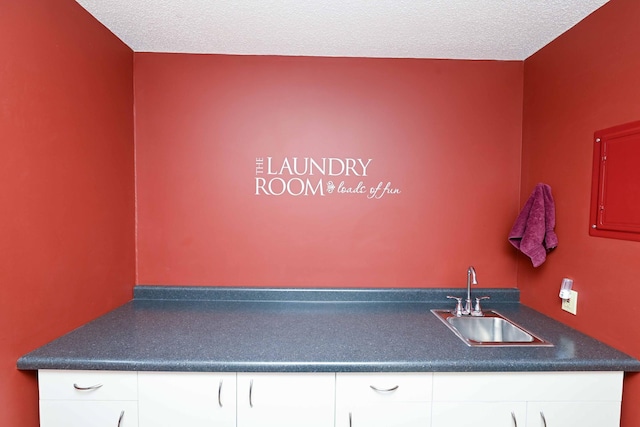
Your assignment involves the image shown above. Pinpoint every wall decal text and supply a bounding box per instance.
[255,157,401,199]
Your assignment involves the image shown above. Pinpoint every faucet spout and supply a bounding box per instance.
[466,266,478,314]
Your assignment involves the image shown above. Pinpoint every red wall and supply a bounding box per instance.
[135,54,524,288]
[520,0,640,425]
[7,0,639,424]
[0,0,135,425]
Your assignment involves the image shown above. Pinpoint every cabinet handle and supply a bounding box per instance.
[218,380,223,407]
[349,411,352,427]
[540,411,547,427]
[117,410,124,427]
[73,383,103,391]
[369,385,399,393]
[511,411,518,427]
[249,379,254,408]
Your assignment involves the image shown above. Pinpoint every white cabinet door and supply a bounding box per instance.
[337,402,431,427]
[40,400,138,427]
[335,373,432,427]
[526,401,621,427]
[431,402,526,427]
[237,372,335,427]
[138,372,236,427]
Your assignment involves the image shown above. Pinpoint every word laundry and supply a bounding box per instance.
[263,157,372,177]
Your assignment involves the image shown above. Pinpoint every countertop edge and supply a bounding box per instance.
[17,358,640,373]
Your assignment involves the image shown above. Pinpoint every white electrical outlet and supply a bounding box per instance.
[561,290,578,315]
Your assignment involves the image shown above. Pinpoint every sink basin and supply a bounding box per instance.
[431,309,553,347]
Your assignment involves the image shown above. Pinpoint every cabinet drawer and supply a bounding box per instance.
[336,373,432,403]
[39,370,137,401]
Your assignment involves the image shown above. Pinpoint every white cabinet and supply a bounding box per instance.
[37,370,625,427]
[236,372,335,427]
[39,370,138,427]
[432,371,623,427]
[138,372,236,427]
[335,373,432,427]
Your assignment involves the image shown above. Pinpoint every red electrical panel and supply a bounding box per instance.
[590,120,640,241]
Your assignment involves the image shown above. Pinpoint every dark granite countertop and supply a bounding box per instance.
[17,286,640,373]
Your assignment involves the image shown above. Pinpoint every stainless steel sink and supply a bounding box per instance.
[431,309,553,347]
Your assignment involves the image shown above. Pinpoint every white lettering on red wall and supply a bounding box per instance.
[255,157,401,199]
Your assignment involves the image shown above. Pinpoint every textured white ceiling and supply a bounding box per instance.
[74,0,609,60]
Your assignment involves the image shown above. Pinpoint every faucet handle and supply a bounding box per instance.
[471,296,490,316]
[447,296,464,317]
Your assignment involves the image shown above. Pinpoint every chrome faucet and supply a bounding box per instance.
[465,266,478,314]
[447,266,488,316]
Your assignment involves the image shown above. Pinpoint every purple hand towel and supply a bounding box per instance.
[508,183,558,267]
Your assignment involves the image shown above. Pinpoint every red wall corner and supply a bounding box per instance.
[0,1,135,425]
[520,0,640,425]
